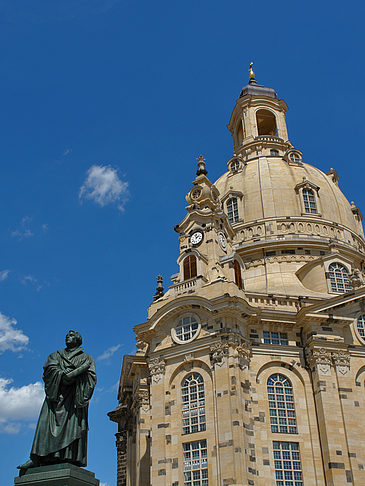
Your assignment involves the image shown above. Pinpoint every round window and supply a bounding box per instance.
[171,314,201,344]
[191,188,202,200]
[355,315,365,344]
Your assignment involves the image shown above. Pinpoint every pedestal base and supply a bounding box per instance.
[14,463,100,486]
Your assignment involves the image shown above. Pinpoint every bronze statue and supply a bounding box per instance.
[18,330,97,471]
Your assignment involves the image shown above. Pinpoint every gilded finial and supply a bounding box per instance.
[249,61,257,85]
[196,154,208,176]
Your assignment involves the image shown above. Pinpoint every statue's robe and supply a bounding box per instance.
[30,346,96,466]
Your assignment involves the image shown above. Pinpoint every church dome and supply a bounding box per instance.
[215,157,363,241]
[211,68,365,297]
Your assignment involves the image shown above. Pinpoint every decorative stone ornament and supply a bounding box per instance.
[349,269,363,289]
[218,232,227,251]
[332,350,350,376]
[135,389,150,412]
[210,341,229,367]
[153,275,164,301]
[306,347,332,375]
[148,357,166,384]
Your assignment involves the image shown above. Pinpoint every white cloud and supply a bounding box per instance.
[97,344,122,361]
[21,275,43,292]
[0,378,44,434]
[100,483,110,486]
[79,165,129,211]
[0,313,29,353]
[11,217,47,240]
[11,216,34,240]
[0,270,10,282]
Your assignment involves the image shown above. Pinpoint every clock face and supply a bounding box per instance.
[190,231,203,246]
[218,232,227,250]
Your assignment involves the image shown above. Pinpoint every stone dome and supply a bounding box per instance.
[210,76,365,297]
[215,156,363,240]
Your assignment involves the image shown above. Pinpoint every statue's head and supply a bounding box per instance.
[65,330,83,349]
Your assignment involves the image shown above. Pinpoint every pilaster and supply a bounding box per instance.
[306,344,352,484]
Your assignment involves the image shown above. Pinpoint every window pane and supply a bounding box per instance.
[328,262,350,293]
[182,373,206,435]
[183,440,208,486]
[267,374,297,434]
[273,442,303,486]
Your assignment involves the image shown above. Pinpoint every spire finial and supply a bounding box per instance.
[249,61,257,85]
[196,155,207,176]
[153,275,164,301]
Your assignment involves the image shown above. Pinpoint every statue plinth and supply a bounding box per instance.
[14,463,100,486]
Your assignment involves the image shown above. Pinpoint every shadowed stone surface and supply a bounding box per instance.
[14,463,99,486]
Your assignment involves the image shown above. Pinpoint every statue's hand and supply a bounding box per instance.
[62,372,75,384]
[63,361,90,383]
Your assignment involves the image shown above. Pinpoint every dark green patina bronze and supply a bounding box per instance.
[18,330,97,473]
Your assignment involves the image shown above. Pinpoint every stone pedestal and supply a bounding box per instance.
[14,463,100,486]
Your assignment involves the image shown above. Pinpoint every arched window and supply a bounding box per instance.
[302,188,317,213]
[328,262,351,293]
[183,255,197,280]
[230,159,240,172]
[356,315,365,344]
[234,260,243,289]
[267,374,297,434]
[182,373,206,434]
[236,122,243,146]
[256,109,277,136]
[227,197,239,223]
[290,152,301,163]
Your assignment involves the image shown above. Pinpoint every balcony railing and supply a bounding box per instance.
[255,135,284,143]
[169,275,207,296]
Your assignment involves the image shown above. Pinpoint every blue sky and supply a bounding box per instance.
[0,1,364,485]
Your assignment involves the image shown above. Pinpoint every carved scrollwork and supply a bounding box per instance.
[148,357,166,384]
[349,269,364,290]
[136,339,148,354]
[332,350,350,375]
[306,347,351,376]
[210,341,229,367]
[135,389,150,411]
[306,347,332,376]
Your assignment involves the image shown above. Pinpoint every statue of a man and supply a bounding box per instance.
[18,330,97,471]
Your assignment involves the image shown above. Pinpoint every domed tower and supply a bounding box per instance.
[109,66,365,486]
